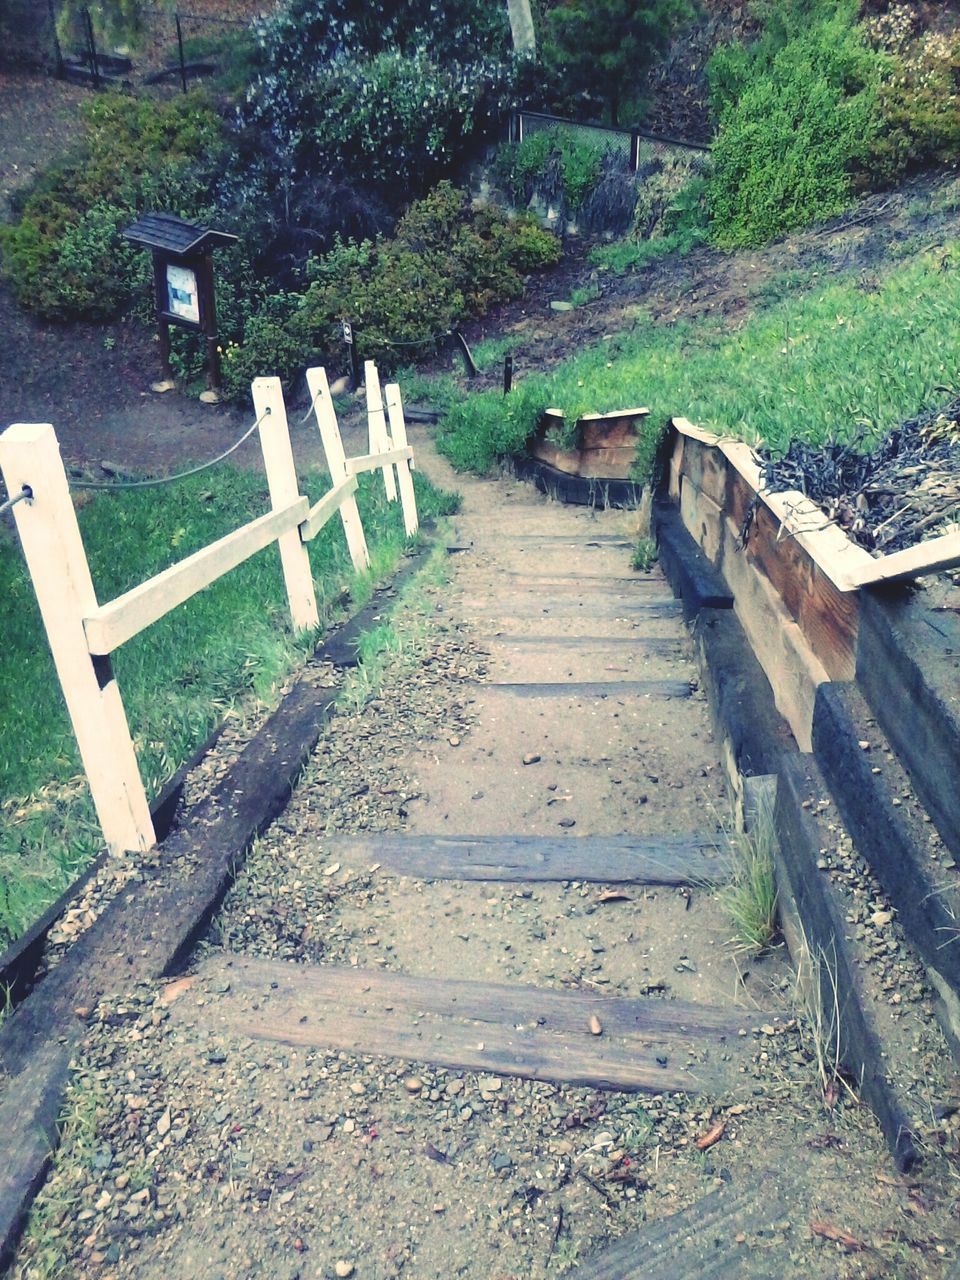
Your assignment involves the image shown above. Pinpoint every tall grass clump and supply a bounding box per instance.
[436,242,960,474]
[716,797,779,954]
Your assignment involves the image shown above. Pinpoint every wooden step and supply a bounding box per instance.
[484,679,693,699]
[321,832,730,884]
[456,599,683,619]
[176,956,780,1096]
[566,1167,797,1279]
[478,635,685,654]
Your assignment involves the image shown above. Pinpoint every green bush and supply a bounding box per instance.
[706,0,880,247]
[222,185,560,398]
[309,49,513,194]
[496,127,604,214]
[862,17,960,184]
[0,93,224,319]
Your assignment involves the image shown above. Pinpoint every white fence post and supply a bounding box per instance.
[384,383,419,537]
[365,360,398,503]
[305,366,371,573]
[0,424,155,854]
[251,377,320,632]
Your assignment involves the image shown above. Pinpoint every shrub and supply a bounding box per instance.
[862,9,960,184]
[221,185,560,399]
[309,49,514,194]
[707,1,880,247]
[496,127,604,215]
[541,0,692,126]
[243,0,517,207]
[0,93,224,318]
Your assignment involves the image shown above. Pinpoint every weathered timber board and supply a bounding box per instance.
[813,682,960,1002]
[775,755,918,1170]
[321,832,730,884]
[857,587,960,864]
[653,499,733,621]
[567,1167,796,1279]
[179,956,773,1095]
[503,535,634,546]
[477,634,685,654]
[456,599,682,619]
[741,502,858,681]
[484,679,693,699]
[455,572,663,591]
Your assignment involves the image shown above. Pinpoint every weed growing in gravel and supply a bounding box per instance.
[18,1068,102,1280]
[631,536,657,572]
[337,541,451,715]
[0,466,457,947]
[717,798,778,953]
[438,241,960,476]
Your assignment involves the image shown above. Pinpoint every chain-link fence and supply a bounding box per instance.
[514,109,710,171]
[0,4,251,93]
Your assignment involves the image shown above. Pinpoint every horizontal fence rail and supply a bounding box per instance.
[513,109,711,170]
[0,364,419,857]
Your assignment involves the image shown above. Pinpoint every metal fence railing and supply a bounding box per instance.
[0,4,249,92]
[512,109,710,172]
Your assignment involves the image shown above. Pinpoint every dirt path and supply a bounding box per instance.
[12,435,960,1280]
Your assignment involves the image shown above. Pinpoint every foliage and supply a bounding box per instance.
[0,462,458,947]
[0,93,223,319]
[438,241,960,476]
[56,0,142,49]
[496,127,604,214]
[716,798,778,953]
[541,0,692,125]
[588,164,710,272]
[706,0,881,247]
[861,7,960,184]
[254,0,510,68]
[222,185,560,400]
[308,49,515,193]
[242,0,517,206]
[631,536,657,572]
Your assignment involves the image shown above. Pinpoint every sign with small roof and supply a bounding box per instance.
[123,213,238,399]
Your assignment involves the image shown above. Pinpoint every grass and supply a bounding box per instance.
[631,536,657,572]
[588,227,706,275]
[0,465,458,947]
[437,240,960,478]
[716,796,778,954]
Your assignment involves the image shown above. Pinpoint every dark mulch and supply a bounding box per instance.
[761,396,960,555]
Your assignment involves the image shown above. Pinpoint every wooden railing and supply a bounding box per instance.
[0,363,419,857]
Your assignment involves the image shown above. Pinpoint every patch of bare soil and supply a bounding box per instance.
[11,439,960,1280]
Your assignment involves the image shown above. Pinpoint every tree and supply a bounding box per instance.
[543,0,691,125]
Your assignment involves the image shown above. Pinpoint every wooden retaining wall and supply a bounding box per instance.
[666,419,877,749]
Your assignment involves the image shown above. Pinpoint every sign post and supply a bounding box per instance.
[124,213,238,401]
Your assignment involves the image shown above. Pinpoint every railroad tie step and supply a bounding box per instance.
[563,1166,798,1279]
[319,832,730,885]
[483,679,694,699]
[172,956,782,1097]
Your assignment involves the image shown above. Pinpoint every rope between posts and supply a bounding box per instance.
[0,486,32,517]
[67,409,271,492]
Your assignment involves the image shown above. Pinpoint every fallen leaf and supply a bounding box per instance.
[695,1121,725,1151]
[597,890,632,904]
[810,1220,866,1251]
